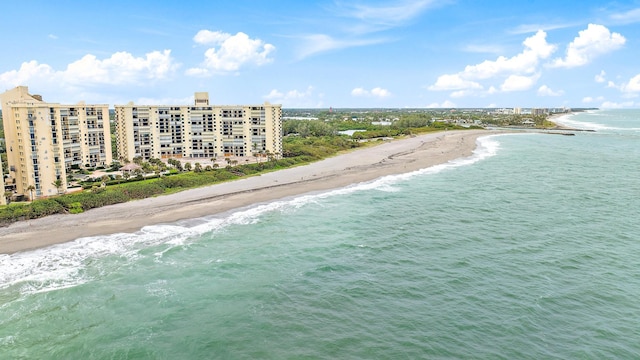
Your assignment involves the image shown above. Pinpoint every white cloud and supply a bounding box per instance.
[352,86,392,98]
[264,86,323,107]
[64,50,176,85]
[462,30,555,80]
[351,87,368,96]
[595,70,606,83]
[429,30,554,94]
[187,31,275,75]
[601,100,635,108]
[427,100,456,108]
[509,22,575,35]
[500,74,540,92]
[622,74,640,93]
[450,90,473,98]
[0,60,55,87]
[193,30,231,45]
[583,96,605,103]
[550,24,626,68]
[537,85,564,96]
[428,74,483,91]
[339,0,438,30]
[0,50,177,90]
[370,87,391,97]
[296,34,385,59]
[48,34,58,40]
[609,8,640,25]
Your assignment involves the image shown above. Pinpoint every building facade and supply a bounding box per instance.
[0,86,112,199]
[114,93,282,162]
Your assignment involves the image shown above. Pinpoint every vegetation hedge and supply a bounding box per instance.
[0,134,369,226]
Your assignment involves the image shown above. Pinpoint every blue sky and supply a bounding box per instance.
[1,0,639,109]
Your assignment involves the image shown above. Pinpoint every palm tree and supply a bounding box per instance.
[52,179,63,194]
[101,175,110,187]
[194,162,202,172]
[26,184,36,201]
[4,191,12,204]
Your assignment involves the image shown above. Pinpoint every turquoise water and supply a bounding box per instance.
[2,110,640,359]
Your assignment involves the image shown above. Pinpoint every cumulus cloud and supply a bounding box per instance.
[462,30,555,80]
[550,24,626,68]
[595,70,606,83]
[64,50,176,85]
[187,31,275,76]
[193,30,231,45]
[0,61,55,87]
[0,50,177,90]
[537,85,564,96]
[351,87,392,98]
[622,74,640,93]
[264,86,323,107]
[501,74,540,92]
[427,100,456,108]
[428,74,483,91]
[429,30,554,95]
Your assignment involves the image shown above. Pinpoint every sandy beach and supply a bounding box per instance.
[0,130,496,254]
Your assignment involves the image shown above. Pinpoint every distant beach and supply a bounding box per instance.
[0,130,496,254]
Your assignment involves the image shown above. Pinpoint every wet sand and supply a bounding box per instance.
[0,130,497,254]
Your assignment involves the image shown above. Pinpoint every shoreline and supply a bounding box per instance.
[0,130,500,254]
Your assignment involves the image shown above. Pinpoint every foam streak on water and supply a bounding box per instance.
[2,112,640,359]
[0,135,500,295]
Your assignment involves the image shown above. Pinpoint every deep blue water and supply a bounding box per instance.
[1,109,640,359]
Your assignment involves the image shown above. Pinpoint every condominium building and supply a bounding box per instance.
[114,92,282,162]
[0,86,112,199]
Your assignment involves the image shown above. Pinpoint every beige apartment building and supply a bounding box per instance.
[114,92,282,162]
[0,86,112,199]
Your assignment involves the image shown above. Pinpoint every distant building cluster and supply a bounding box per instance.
[492,107,571,115]
[1,86,282,201]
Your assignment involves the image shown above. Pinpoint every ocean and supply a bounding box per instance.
[1,109,639,359]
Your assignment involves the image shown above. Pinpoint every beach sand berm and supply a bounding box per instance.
[0,130,495,254]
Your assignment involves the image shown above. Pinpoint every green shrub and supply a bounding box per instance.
[0,203,29,224]
[24,199,65,219]
[69,202,84,214]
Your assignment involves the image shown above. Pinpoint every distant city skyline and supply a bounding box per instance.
[1,1,639,109]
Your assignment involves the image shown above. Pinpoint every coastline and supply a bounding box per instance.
[0,129,499,254]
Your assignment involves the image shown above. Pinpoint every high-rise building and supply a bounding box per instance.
[114,93,282,162]
[0,86,112,199]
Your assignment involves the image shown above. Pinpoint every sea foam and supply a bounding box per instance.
[0,135,503,294]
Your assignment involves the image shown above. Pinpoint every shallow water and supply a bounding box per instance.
[1,110,640,359]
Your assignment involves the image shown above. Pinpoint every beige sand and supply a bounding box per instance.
[0,130,498,254]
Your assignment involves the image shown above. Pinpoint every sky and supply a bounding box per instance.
[1,0,639,109]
